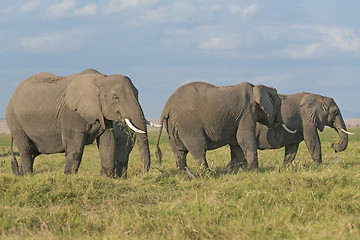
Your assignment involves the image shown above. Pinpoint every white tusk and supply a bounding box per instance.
[341,128,355,135]
[125,118,146,134]
[282,124,297,134]
[146,119,162,128]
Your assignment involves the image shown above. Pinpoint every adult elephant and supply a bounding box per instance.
[226,92,353,168]
[155,82,296,170]
[6,69,150,176]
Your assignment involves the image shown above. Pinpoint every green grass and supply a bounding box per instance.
[1,128,360,239]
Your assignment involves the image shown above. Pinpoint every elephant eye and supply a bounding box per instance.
[113,95,119,102]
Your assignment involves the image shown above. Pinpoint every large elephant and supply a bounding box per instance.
[155,82,295,170]
[6,69,150,176]
[226,92,353,168]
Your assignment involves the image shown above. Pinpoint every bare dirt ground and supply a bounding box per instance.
[1,118,359,134]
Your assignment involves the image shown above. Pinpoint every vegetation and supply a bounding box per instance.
[1,128,360,239]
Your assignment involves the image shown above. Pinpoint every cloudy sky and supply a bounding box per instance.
[1,0,359,119]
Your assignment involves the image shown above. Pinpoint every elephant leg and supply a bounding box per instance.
[97,128,115,177]
[169,137,188,171]
[115,150,129,178]
[180,134,208,169]
[169,126,208,169]
[64,136,86,174]
[236,119,258,169]
[226,145,246,169]
[115,148,131,178]
[188,149,208,169]
[282,143,299,167]
[120,159,129,178]
[303,122,322,164]
[12,130,39,175]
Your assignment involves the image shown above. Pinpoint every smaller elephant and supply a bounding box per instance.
[227,92,354,168]
[155,81,295,171]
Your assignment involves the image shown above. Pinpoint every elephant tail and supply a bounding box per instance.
[155,115,165,164]
[10,136,20,175]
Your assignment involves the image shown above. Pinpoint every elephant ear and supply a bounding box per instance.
[253,85,275,126]
[300,94,327,132]
[65,74,105,129]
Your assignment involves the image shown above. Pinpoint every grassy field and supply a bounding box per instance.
[1,128,360,239]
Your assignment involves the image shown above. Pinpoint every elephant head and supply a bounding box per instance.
[253,85,295,133]
[65,73,150,172]
[300,93,353,153]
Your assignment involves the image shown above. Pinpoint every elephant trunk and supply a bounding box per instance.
[332,115,348,152]
[126,100,150,172]
[274,107,296,133]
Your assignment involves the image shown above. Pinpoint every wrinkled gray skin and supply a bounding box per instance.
[6,69,150,176]
[227,92,349,168]
[155,82,288,170]
[113,122,135,178]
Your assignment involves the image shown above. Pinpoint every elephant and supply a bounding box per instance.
[155,81,296,171]
[226,92,353,168]
[6,69,150,176]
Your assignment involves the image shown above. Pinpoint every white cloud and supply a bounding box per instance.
[230,3,257,18]
[315,25,360,52]
[279,25,360,59]
[230,4,242,14]
[200,35,238,50]
[103,0,159,14]
[47,0,75,18]
[279,43,323,59]
[19,1,39,13]
[20,29,91,54]
[139,2,194,24]
[241,3,257,18]
[45,1,98,18]
[21,34,64,53]
[74,3,97,16]
[241,3,257,17]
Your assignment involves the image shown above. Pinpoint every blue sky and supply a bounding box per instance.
[1,0,360,119]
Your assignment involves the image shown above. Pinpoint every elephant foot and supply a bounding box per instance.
[115,162,128,178]
[226,161,247,169]
[101,167,115,177]
[247,160,259,169]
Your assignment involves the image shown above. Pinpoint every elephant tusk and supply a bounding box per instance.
[282,124,297,134]
[125,118,146,134]
[146,119,162,128]
[341,128,355,135]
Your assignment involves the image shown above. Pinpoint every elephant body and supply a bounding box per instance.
[228,92,349,167]
[6,69,150,176]
[156,81,290,170]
